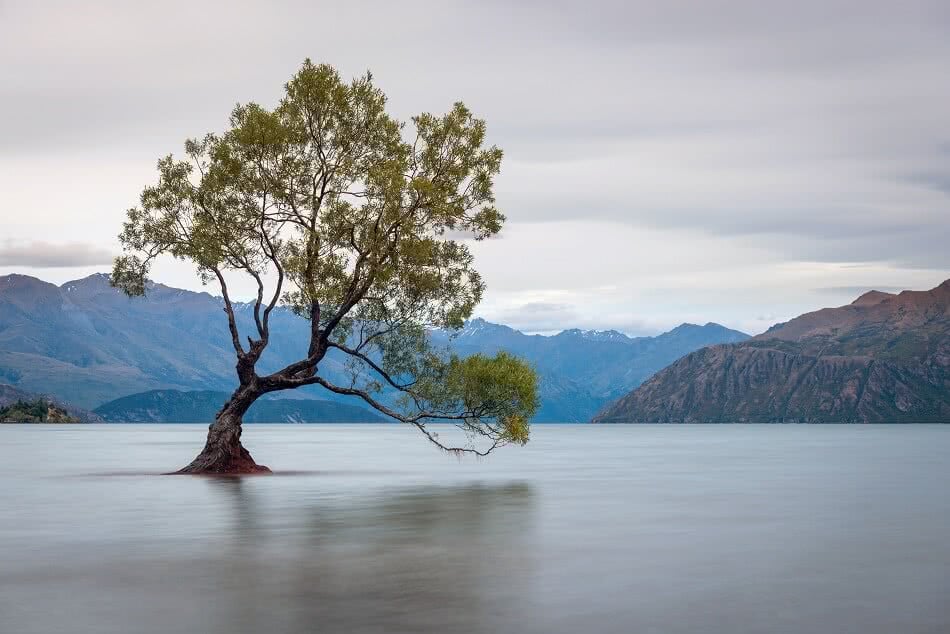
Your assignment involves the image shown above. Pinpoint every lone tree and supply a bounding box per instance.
[113,60,538,474]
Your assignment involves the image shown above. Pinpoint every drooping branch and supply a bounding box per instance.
[270,373,501,456]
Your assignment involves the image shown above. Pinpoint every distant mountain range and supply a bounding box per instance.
[94,390,385,423]
[0,273,748,422]
[429,318,748,421]
[594,280,950,423]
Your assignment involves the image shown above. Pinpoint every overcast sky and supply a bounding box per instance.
[1,0,948,335]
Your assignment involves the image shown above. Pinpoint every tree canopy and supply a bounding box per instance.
[113,60,538,456]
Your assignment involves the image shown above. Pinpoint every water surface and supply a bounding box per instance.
[1,424,948,633]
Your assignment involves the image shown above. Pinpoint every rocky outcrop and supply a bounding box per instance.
[0,384,101,422]
[0,399,81,423]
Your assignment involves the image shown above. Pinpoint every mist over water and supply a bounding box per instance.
[1,424,948,634]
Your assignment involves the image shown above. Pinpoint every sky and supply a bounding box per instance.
[1,0,948,336]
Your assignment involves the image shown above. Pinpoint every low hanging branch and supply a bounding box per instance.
[112,59,539,474]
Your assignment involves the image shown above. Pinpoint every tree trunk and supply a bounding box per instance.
[175,386,271,475]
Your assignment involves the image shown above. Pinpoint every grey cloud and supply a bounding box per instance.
[0,242,113,268]
[773,227,950,270]
[488,301,659,336]
[1,0,947,331]
[494,302,580,333]
[813,286,906,296]
[903,171,950,196]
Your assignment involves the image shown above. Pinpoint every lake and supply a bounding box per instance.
[1,424,948,633]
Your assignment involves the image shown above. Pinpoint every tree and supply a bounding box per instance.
[112,60,539,474]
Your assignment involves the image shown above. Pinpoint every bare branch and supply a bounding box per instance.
[327,341,417,391]
[212,268,245,356]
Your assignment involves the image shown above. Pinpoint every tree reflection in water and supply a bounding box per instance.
[203,478,537,634]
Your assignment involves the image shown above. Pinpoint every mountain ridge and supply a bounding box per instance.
[593,279,950,423]
[0,272,748,420]
[94,389,387,423]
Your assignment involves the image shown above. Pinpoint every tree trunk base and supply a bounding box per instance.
[172,440,271,475]
[170,391,271,475]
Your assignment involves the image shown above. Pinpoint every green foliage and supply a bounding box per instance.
[449,352,536,445]
[409,351,538,445]
[113,60,501,330]
[0,399,76,423]
[112,59,537,453]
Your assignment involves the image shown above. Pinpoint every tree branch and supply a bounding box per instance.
[212,268,245,356]
[269,374,501,456]
[327,341,417,391]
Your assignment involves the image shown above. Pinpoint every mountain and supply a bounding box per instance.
[0,383,101,422]
[0,273,352,408]
[431,318,749,421]
[593,280,950,423]
[0,273,748,421]
[94,390,386,423]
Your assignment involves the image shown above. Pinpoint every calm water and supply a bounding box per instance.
[0,424,948,634]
